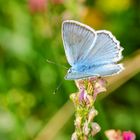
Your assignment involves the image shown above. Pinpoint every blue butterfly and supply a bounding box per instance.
[62,20,124,80]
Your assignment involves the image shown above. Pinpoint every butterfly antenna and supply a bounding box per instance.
[46,59,68,70]
[53,80,64,94]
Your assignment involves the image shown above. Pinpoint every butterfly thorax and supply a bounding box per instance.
[65,64,94,80]
[71,64,93,73]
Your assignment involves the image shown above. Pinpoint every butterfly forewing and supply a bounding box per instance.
[62,20,97,66]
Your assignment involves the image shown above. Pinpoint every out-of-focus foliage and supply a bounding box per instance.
[0,0,140,140]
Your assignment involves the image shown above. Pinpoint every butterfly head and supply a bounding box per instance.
[65,65,86,80]
[65,67,77,80]
[65,67,75,80]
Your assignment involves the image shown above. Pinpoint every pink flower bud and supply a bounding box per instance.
[79,89,93,106]
[105,129,123,140]
[83,121,90,136]
[88,108,98,122]
[122,131,136,140]
[93,78,107,100]
[75,80,84,90]
[79,88,85,102]
[71,132,78,140]
[91,122,101,136]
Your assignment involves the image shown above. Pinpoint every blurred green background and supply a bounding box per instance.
[0,0,140,139]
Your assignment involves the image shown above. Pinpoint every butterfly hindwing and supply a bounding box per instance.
[86,64,124,76]
[83,30,123,65]
[65,64,124,80]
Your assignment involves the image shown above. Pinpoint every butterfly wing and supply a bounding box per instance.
[87,64,124,76]
[65,30,124,80]
[84,30,123,65]
[62,20,124,80]
[62,20,97,66]
[65,64,124,80]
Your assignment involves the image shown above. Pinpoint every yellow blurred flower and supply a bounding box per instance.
[80,7,104,29]
[96,0,131,13]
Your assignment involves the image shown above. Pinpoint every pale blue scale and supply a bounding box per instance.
[62,20,124,80]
